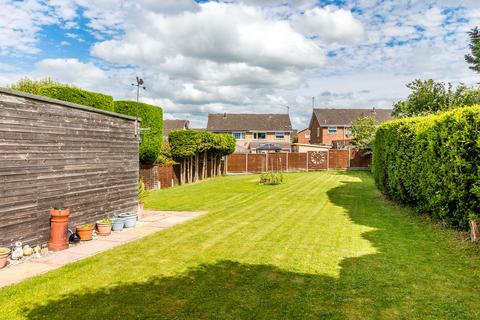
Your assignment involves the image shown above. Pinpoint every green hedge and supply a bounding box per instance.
[373,106,480,228]
[114,100,163,165]
[169,130,236,160]
[37,86,114,112]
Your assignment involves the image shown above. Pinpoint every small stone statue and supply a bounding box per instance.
[33,245,42,258]
[11,241,23,260]
[23,245,33,257]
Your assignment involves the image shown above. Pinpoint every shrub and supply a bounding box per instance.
[373,106,480,228]
[38,85,114,112]
[9,77,62,95]
[259,172,284,185]
[114,100,163,165]
[168,130,236,160]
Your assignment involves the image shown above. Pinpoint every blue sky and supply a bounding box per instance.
[1,0,480,128]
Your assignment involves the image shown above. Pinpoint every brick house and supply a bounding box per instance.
[297,128,311,144]
[207,113,293,153]
[309,108,393,147]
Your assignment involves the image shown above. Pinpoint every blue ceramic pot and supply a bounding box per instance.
[119,213,137,228]
[111,217,125,231]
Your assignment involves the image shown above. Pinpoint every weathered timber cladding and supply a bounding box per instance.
[0,89,139,248]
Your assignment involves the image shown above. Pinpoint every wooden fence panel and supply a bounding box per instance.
[266,153,287,171]
[287,153,308,171]
[307,151,328,170]
[350,149,371,168]
[329,150,349,169]
[0,89,138,248]
[226,154,247,173]
[247,154,266,172]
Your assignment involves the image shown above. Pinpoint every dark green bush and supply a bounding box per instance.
[169,130,236,160]
[373,106,480,228]
[37,85,114,111]
[114,100,163,165]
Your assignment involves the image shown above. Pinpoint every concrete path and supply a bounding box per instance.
[0,210,206,289]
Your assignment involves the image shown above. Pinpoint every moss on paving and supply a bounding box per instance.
[1,171,479,319]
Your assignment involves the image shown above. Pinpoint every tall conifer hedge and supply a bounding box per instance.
[373,106,480,228]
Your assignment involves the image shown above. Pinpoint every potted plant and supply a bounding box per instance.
[76,223,94,241]
[111,217,126,232]
[0,247,11,269]
[137,179,149,219]
[96,219,112,236]
[119,213,138,228]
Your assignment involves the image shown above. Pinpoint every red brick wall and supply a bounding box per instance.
[297,129,311,144]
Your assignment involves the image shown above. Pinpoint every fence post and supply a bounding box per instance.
[327,150,330,170]
[266,152,268,172]
[245,153,248,173]
[306,152,309,172]
[286,153,289,172]
[348,147,351,169]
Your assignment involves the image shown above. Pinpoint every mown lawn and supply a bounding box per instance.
[1,171,480,319]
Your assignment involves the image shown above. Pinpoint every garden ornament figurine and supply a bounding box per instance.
[11,241,23,260]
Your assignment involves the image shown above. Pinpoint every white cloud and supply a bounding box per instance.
[92,2,325,70]
[293,6,365,43]
[34,58,107,90]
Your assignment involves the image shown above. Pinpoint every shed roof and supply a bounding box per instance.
[163,119,189,136]
[207,113,292,131]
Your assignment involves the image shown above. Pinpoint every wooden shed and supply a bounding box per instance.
[0,88,139,247]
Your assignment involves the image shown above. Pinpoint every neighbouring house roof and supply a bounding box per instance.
[312,108,393,126]
[298,128,310,133]
[207,113,293,132]
[163,119,189,136]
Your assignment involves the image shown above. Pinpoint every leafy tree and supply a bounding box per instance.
[351,115,378,150]
[392,79,480,117]
[9,77,62,95]
[465,26,480,73]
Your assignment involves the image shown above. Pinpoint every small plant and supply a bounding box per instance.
[98,219,112,224]
[0,248,9,254]
[259,172,284,185]
[138,179,150,202]
[79,223,93,229]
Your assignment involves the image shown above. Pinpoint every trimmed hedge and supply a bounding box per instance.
[373,106,480,228]
[114,100,163,165]
[37,86,114,112]
[169,130,236,160]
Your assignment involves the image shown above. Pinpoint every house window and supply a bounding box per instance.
[232,132,245,140]
[317,127,320,137]
[328,127,337,134]
[305,133,311,139]
[275,132,285,140]
[253,132,266,140]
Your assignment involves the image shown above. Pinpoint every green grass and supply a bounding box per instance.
[1,171,480,319]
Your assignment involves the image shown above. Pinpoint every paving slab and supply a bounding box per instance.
[0,210,206,289]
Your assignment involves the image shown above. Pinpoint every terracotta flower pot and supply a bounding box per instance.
[96,220,112,236]
[76,224,94,241]
[0,247,11,269]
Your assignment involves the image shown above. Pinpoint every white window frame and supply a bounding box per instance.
[328,126,337,134]
[232,132,245,140]
[275,132,285,140]
[253,132,267,140]
[317,127,320,137]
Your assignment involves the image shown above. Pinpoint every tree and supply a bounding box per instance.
[351,115,378,150]
[392,79,480,118]
[465,26,480,73]
[9,77,62,95]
